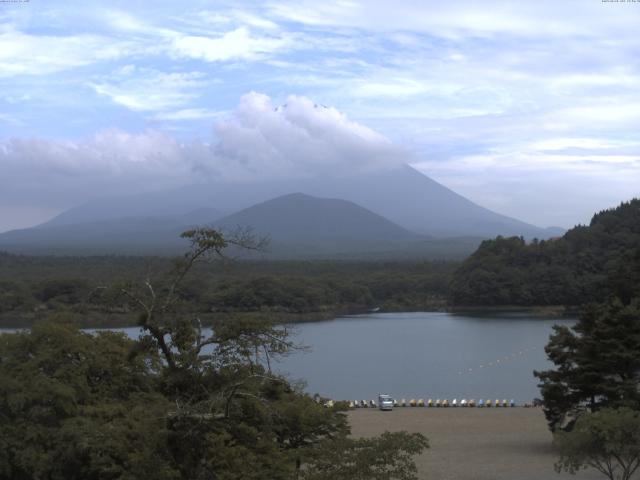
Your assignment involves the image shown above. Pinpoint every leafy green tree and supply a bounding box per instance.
[554,408,640,480]
[535,298,640,431]
[0,280,33,313]
[118,228,429,478]
[450,199,640,307]
[0,322,178,480]
[302,431,429,480]
[1,228,430,479]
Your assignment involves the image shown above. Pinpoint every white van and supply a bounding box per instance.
[378,394,394,411]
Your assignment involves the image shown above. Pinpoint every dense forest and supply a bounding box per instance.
[0,253,455,328]
[3,199,638,328]
[449,199,640,307]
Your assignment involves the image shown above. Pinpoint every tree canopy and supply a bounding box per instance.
[449,199,640,307]
[0,249,454,329]
[0,228,429,479]
[534,298,640,432]
[554,407,640,480]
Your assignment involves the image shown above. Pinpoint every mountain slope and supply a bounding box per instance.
[0,208,223,255]
[213,193,480,259]
[449,199,640,306]
[0,193,483,258]
[42,165,559,239]
[216,193,420,244]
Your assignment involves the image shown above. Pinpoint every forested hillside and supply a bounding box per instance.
[449,199,640,306]
[0,254,454,327]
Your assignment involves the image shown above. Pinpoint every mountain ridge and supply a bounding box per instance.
[41,165,561,240]
[0,192,482,259]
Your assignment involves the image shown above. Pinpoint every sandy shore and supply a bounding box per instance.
[348,408,629,480]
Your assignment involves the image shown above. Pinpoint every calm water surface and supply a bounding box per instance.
[277,312,573,403]
[1,312,573,403]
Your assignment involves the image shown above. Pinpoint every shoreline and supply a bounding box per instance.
[0,304,577,329]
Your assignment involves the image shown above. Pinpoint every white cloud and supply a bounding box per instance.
[89,68,208,111]
[228,11,280,30]
[0,93,407,225]
[152,108,227,121]
[553,103,640,125]
[171,27,293,62]
[550,72,639,89]
[267,0,638,38]
[0,113,23,126]
[0,28,132,77]
[1,1,639,232]
[0,129,196,215]
[4,93,31,104]
[412,140,640,228]
[528,138,640,152]
[210,92,406,179]
[354,78,432,98]
[195,9,280,30]
[103,9,175,38]
[1,130,185,176]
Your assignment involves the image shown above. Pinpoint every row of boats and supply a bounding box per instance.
[347,398,517,408]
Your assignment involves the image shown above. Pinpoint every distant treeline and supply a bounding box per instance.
[0,254,455,327]
[449,199,640,306]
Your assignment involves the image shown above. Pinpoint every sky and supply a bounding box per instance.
[0,0,639,232]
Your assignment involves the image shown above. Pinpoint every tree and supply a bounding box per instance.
[0,228,429,479]
[302,431,429,480]
[0,321,178,480]
[534,297,640,431]
[554,408,640,480]
[449,199,640,308]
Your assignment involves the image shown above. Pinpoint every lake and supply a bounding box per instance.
[1,311,573,404]
[277,312,573,403]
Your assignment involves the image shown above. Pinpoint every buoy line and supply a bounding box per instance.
[456,346,540,376]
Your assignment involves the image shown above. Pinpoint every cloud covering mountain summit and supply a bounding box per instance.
[0,93,406,231]
[212,92,405,180]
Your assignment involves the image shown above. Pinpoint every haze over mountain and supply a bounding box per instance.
[217,193,418,242]
[0,208,223,255]
[0,191,484,259]
[214,192,425,257]
[39,164,563,241]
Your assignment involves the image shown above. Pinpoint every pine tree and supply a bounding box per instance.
[535,297,640,431]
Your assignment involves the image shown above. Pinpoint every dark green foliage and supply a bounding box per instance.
[206,275,374,312]
[302,431,429,480]
[450,199,640,306]
[0,322,429,480]
[554,408,640,480]
[0,322,177,480]
[0,280,33,313]
[534,298,640,431]
[0,228,430,479]
[34,278,89,304]
[0,253,455,328]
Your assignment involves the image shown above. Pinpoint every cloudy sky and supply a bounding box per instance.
[1,0,639,232]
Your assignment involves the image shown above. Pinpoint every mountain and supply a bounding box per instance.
[215,192,485,259]
[0,217,184,255]
[214,193,424,257]
[41,165,560,239]
[0,208,223,255]
[0,193,482,258]
[217,192,419,244]
[449,199,640,306]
